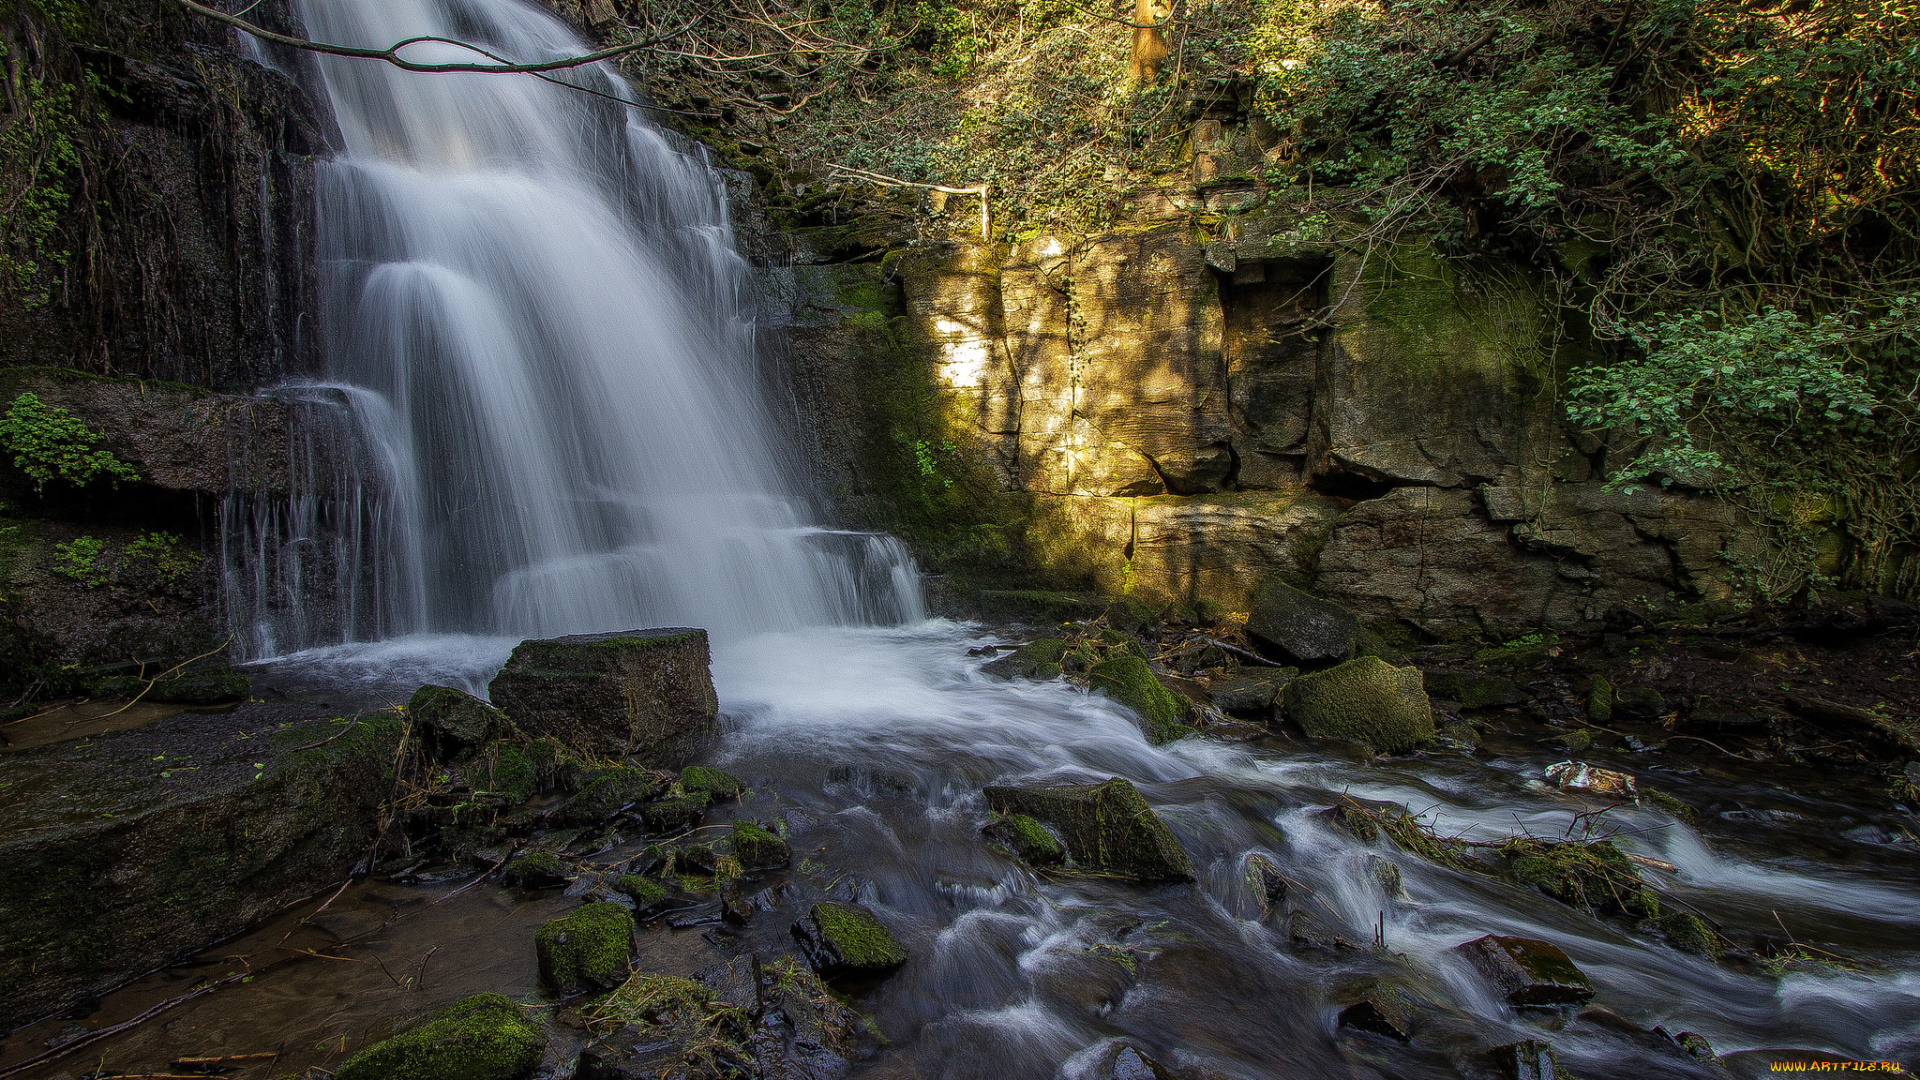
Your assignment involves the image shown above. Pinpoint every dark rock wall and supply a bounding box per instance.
[0,0,324,391]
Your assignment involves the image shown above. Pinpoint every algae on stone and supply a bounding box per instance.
[678,765,745,800]
[505,850,568,889]
[332,992,545,1080]
[407,684,507,759]
[642,794,710,835]
[981,637,1068,680]
[1501,838,1659,919]
[729,818,789,869]
[1285,656,1435,753]
[1088,655,1194,745]
[982,777,1192,881]
[535,902,634,995]
[792,901,909,976]
[982,812,1064,865]
[615,874,668,911]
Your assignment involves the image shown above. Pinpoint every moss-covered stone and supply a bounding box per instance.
[1088,655,1194,745]
[1658,911,1722,958]
[486,629,718,762]
[1588,675,1614,724]
[981,637,1068,680]
[1208,668,1297,713]
[535,902,634,995]
[792,901,908,976]
[504,850,569,889]
[332,993,545,1080]
[1503,838,1659,919]
[1641,787,1698,825]
[678,765,745,800]
[1285,656,1435,753]
[982,812,1064,865]
[408,685,507,759]
[614,874,668,911]
[479,744,539,804]
[551,766,662,827]
[730,818,789,869]
[1456,934,1594,1008]
[642,794,709,836]
[982,777,1192,881]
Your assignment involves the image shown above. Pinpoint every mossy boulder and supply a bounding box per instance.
[642,794,709,835]
[729,819,789,869]
[678,765,744,800]
[535,902,634,995]
[477,744,539,803]
[1284,656,1435,753]
[504,850,569,889]
[332,993,545,1080]
[1455,934,1594,1008]
[1502,838,1658,919]
[1088,655,1194,745]
[614,874,668,912]
[791,901,908,978]
[981,637,1068,681]
[1247,578,1358,664]
[1657,911,1722,957]
[551,766,662,827]
[408,684,507,759]
[487,629,718,762]
[982,778,1192,881]
[982,812,1064,865]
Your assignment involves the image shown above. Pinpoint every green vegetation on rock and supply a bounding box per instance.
[554,766,661,827]
[407,685,506,758]
[983,812,1063,865]
[535,902,634,994]
[983,777,1192,881]
[1503,838,1660,920]
[1088,655,1193,745]
[331,993,545,1080]
[796,901,908,972]
[0,394,138,494]
[615,874,667,910]
[505,850,567,888]
[1588,676,1614,724]
[981,637,1068,681]
[1285,656,1435,754]
[729,818,788,869]
[678,765,744,800]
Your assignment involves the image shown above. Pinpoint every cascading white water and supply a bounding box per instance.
[230,0,920,658]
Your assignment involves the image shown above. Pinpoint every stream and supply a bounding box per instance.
[9,624,1915,1080]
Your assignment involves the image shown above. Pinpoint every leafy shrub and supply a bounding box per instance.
[0,393,138,493]
[51,535,108,587]
[124,532,200,588]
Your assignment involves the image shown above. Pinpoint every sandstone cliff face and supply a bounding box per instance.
[773,213,1762,637]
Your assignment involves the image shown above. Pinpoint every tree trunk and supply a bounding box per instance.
[1128,0,1168,83]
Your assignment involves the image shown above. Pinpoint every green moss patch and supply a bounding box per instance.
[1284,656,1435,754]
[552,766,662,827]
[793,901,908,974]
[1502,838,1660,919]
[678,766,745,800]
[982,812,1063,865]
[981,637,1068,681]
[535,902,634,995]
[504,850,568,889]
[614,874,668,910]
[332,993,545,1080]
[983,777,1192,881]
[642,794,710,835]
[1657,911,1723,957]
[729,819,789,869]
[1088,655,1193,745]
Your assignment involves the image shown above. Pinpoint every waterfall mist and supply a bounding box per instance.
[226,0,921,659]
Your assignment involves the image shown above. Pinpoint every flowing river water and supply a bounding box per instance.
[11,0,1918,1075]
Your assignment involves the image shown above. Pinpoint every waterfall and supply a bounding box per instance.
[227,0,922,658]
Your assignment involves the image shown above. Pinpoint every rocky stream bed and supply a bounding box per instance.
[1,594,1916,1080]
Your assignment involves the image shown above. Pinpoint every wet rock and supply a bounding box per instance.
[1285,910,1354,951]
[331,993,545,1080]
[792,901,908,979]
[504,850,570,889]
[983,812,1065,865]
[730,818,789,869]
[487,628,718,761]
[1338,982,1415,1041]
[1612,685,1666,721]
[1656,912,1721,957]
[641,794,709,835]
[1659,1028,1715,1062]
[982,637,1069,680]
[1284,656,1435,753]
[0,707,405,1029]
[1554,730,1593,754]
[1207,668,1298,713]
[1456,935,1594,1008]
[983,777,1193,881]
[720,882,757,926]
[1247,578,1358,663]
[978,589,1104,623]
[1490,1039,1560,1080]
[613,874,668,914]
[1089,655,1195,744]
[579,961,858,1080]
[1367,855,1408,900]
[407,684,506,760]
[1244,852,1289,911]
[1687,696,1768,729]
[1423,669,1526,709]
[535,902,635,995]
[104,659,251,707]
[551,766,664,827]
[697,953,763,1013]
[1100,1044,1174,1079]
[678,765,745,800]
[1504,838,1658,918]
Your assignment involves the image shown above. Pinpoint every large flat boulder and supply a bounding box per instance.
[983,777,1192,881]
[487,628,718,761]
[0,706,403,1029]
[1247,578,1358,663]
[1455,934,1594,1008]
